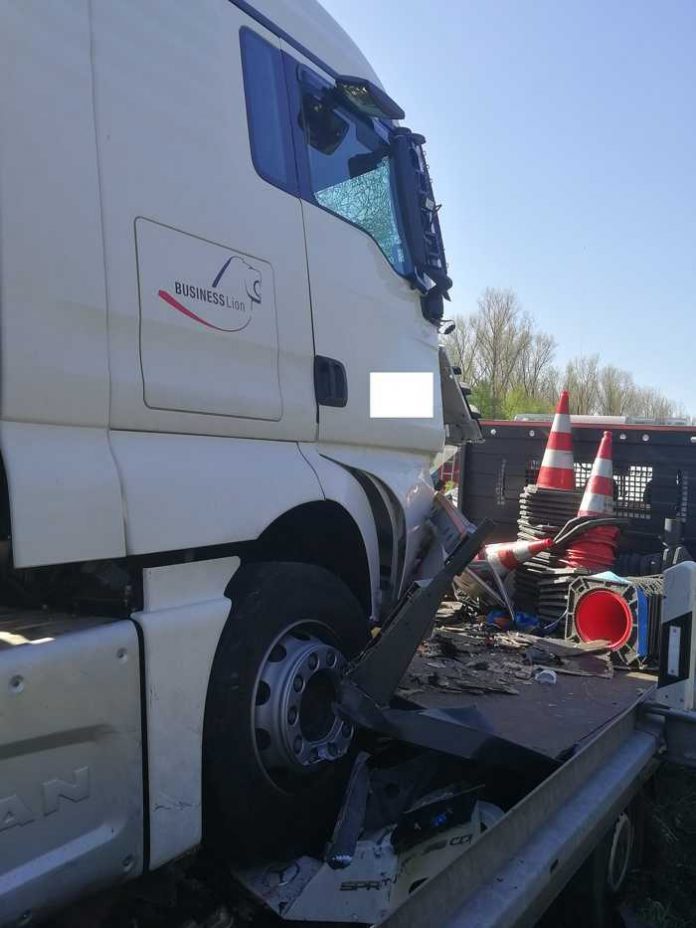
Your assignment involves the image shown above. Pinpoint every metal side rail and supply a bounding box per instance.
[380,695,663,928]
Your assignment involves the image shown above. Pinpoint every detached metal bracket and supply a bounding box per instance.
[343,520,494,707]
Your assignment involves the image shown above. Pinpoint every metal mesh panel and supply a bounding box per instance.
[524,460,653,519]
[462,424,696,552]
[496,459,507,506]
[615,465,653,520]
[525,460,592,489]
[678,470,689,521]
[574,462,593,488]
[525,459,540,485]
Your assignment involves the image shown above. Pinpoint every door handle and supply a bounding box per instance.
[314,356,348,408]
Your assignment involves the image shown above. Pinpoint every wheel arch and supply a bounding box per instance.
[247,500,373,619]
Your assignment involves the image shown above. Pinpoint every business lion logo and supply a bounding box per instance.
[158,254,262,332]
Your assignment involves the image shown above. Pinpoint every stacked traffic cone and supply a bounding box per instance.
[517,391,581,542]
[536,390,575,490]
[578,431,614,517]
[514,390,585,621]
[563,431,620,571]
[479,538,554,578]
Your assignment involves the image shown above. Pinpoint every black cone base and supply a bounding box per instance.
[515,485,583,621]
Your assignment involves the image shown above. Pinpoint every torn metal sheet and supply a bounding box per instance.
[346,521,493,706]
[233,801,503,924]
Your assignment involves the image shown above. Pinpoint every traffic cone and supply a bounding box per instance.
[578,431,615,516]
[536,390,575,490]
[481,538,554,577]
[564,432,619,570]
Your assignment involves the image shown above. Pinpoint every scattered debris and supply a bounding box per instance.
[397,603,614,702]
[534,669,557,685]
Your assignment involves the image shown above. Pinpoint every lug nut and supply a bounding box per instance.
[308,653,319,670]
[293,736,303,754]
[326,651,336,667]
[293,675,304,693]
[288,706,298,725]
[342,722,353,738]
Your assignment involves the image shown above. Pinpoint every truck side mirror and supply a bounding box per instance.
[334,76,405,121]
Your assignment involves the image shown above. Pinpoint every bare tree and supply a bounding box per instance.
[471,289,533,417]
[563,355,600,415]
[519,331,556,398]
[443,289,557,417]
[443,316,477,386]
[598,365,638,416]
[632,387,678,420]
[442,292,685,420]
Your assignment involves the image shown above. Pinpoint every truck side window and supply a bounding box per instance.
[240,28,297,195]
[300,89,408,275]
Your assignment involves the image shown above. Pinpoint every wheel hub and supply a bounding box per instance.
[254,627,353,778]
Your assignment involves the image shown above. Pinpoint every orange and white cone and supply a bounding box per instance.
[480,538,554,577]
[536,390,575,491]
[563,431,619,570]
[578,431,615,516]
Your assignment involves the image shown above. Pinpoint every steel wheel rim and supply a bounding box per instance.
[252,621,354,790]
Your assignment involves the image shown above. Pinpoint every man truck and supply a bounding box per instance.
[0,0,482,920]
[2,3,695,927]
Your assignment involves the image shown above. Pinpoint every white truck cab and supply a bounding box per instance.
[0,1,477,922]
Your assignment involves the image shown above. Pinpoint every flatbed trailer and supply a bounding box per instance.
[231,617,667,928]
[384,668,661,928]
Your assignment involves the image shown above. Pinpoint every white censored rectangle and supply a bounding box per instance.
[369,372,434,419]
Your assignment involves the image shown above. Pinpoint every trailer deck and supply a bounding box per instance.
[398,603,656,759]
[382,693,662,928]
[409,664,656,759]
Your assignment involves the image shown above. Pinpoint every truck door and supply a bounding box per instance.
[280,52,446,455]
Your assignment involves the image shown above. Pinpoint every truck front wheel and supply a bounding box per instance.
[203,562,369,861]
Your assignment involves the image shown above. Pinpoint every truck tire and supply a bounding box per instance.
[543,795,644,928]
[202,562,369,861]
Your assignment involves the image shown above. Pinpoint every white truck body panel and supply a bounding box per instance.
[109,431,323,556]
[0,422,126,567]
[0,619,143,924]
[0,1,110,429]
[316,444,436,593]
[298,445,381,616]
[133,557,239,869]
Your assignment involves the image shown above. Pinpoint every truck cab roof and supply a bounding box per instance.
[241,0,383,87]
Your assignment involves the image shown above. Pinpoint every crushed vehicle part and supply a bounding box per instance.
[233,776,503,924]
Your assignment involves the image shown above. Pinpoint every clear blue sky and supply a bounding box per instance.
[320,0,696,413]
